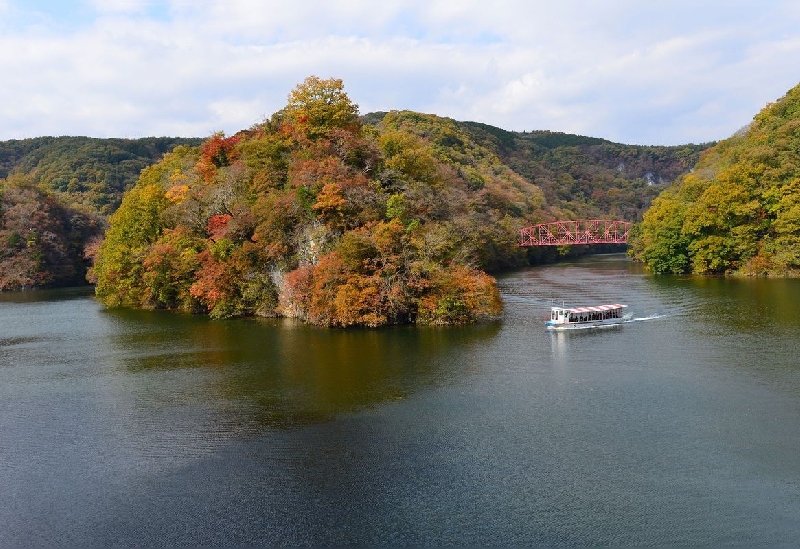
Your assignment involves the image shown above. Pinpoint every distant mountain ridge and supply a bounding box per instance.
[364,111,708,222]
[0,136,202,215]
[0,126,706,224]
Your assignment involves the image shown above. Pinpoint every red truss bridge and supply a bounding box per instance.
[519,219,632,246]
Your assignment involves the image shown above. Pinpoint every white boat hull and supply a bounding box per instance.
[545,303,630,330]
[545,316,629,330]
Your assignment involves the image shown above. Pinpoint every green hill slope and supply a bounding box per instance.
[0,136,202,215]
[0,136,201,290]
[630,82,800,275]
[365,114,708,224]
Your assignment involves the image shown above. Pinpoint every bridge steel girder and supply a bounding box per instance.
[518,220,632,247]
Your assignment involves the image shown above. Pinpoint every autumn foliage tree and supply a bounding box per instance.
[281,76,360,138]
[0,175,103,290]
[93,76,518,325]
[90,74,714,321]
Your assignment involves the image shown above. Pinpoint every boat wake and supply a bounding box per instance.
[627,313,667,323]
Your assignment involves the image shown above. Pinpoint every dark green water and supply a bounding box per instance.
[2,254,800,545]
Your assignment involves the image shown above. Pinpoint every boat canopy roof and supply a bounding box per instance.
[552,304,627,314]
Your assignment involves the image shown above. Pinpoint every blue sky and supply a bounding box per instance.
[1,0,799,145]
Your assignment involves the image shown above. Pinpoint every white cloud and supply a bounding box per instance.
[86,0,150,14]
[0,0,799,144]
[492,72,545,114]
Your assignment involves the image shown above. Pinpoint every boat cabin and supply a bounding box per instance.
[547,303,628,326]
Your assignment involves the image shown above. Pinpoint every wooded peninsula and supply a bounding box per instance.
[8,76,797,326]
[630,82,800,276]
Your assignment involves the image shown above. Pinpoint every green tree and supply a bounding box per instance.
[637,192,691,274]
[94,148,195,306]
[281,76,360,138]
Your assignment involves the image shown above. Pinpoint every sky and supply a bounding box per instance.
[1,0,799,145]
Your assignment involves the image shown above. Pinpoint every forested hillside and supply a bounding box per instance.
[93,77,705,325]
[1,79,706,296]
[0,175,104,290]
[0,136,202,215]
[365,114,708,223]
[475,127,705,222]
[0,136,200,290]
[630,82,800,275]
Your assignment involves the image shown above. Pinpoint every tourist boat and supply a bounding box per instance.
[545,303,629,330]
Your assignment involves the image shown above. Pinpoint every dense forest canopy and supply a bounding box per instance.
[1,78,705,297]
[463,125,706,223]
[0,136,200,290]
[0,136,202,215]
[364,114,708,224]
[629,82,800,276]
[93,77,509,325]
[92,77,705,326]
[0,175,104,290]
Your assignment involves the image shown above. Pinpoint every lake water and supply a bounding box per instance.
[2,254,800,545]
